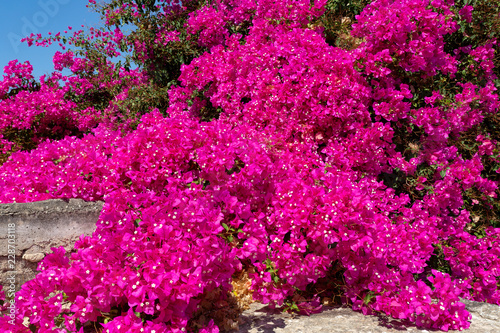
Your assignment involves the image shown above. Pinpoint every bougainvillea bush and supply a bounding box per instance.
[1,0,500,332]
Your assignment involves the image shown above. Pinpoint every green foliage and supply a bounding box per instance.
[445,0,500,80]
[314,0,371,49]
[282,300,300,312]
[349,0,500,250]
[427,243,452,274]
[220,222,243,243]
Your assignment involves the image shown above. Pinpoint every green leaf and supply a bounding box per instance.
[134,311,141,319]
[440,167,450,178]
[228,235,234,242]
[363,291,376,304]
[222,223,229,231]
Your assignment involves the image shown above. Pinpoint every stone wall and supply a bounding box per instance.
[0,199,104,291]
[238,301,500,333]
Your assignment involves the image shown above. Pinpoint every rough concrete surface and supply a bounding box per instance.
[237,300,500,333]
[0,199,104,289]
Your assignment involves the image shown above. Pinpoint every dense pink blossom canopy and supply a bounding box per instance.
[0,0,499,332]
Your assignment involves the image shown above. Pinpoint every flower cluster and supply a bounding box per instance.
[0,0,499,332]
[0,49,150,157]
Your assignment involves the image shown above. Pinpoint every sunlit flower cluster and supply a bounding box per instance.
[0,0,499,332]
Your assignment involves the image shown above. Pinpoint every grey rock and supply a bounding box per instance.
[460,298,500,322]
[22,252,45,263]
[0,199,104,256]
[0,199,103,288]
[0,198,104,217]
[237,301,500,333]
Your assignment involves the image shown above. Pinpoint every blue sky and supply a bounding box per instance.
[0,0,102,79]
